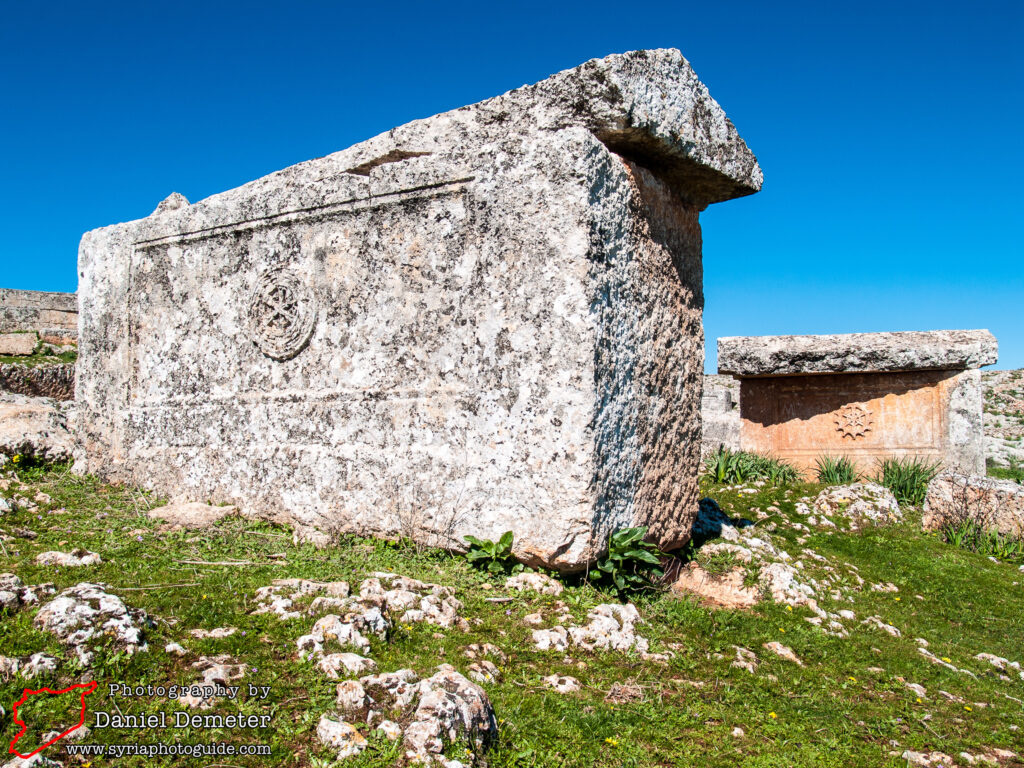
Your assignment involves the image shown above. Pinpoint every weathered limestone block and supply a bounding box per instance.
[0,394,77,464]
[923,472,1024,539]
[701,374,740,455]
[719,330,997,377]
[0,332,37,356]
[77,49,761,569]
[0,289,78,334]
[718,331,995,475]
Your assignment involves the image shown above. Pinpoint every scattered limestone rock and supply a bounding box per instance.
[377,720,402,740]
[35,549,102,567]
[543,674,581,693]
[532,625,569,652]
[178,655,248,709]
[531,603,663,659]
[317,715,367,759]
[813,483,901,527]
[730,646,759,674]
[670,562,760,609]
[504,572,563,596]
[321,665,497,765]
[318,652,377,679]
[605,681,644,703]
[463,643,507,664]
[298,610,388,657]
[272,573,466,661]
[165,642,187,656]
[189,627,237,639]
[335,679,368,712]
[862,615,902,638]
[252,578,351,620]
[147,501,237,530]
[20,653,59,679]
[467,661,501,684]
[763,641,803,666]
[522,612,544,626]
[0,394,77,464]
[0,573,55,613]
[33,582,149,665]
[975,652,1024,681]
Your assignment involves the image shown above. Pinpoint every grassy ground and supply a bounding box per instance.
[1,465,1022,767]
[0,348,77,368]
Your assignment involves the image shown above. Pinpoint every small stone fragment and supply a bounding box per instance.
[505,572,563,596]
[316,715,367,758]
[542,675,581,693]
[35,549,102,567]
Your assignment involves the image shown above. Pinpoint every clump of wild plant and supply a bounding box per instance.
[703,447,801,486]
[942,519,1024,563]
[876,456,941,507]
[815,455,859,485]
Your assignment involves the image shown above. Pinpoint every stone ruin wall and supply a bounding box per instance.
[0,288,78,343]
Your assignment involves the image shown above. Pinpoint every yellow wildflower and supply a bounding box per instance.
[605,737,619,747]
[768,712,777,719]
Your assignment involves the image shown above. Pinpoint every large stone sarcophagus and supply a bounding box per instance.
[76,49,761,569]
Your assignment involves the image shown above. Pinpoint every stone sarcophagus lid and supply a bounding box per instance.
[718,330,998,475]
[77,49,761,570]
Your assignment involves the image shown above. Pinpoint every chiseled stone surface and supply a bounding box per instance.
[718,330,997,377]
[76,49,760,570]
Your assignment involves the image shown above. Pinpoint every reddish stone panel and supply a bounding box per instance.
[739,370,959,475]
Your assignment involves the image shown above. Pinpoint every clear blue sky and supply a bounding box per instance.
[1,1,1021,370]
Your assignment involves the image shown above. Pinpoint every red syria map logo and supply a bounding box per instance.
[8,681,97,758]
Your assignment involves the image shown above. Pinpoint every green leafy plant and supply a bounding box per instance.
[875,456,941,507]
[941,519,1024,563]
[815,455,860,485]
[463,531,526,575]
[703,447,801,486]
[590,526,664,596]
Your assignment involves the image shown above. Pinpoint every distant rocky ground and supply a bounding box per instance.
[983,369,1024,468]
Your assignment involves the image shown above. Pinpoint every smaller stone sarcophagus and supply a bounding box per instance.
[718,330,997,475]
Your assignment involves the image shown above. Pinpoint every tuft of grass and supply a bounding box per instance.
[875,456,941,507]
[814,455,859,485]
[703,447,801,486]
[941,519,1024,563]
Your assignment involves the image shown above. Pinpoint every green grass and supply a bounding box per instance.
[0,347,77,367]
[1,465,1022,767]
[987,459,1024,485]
